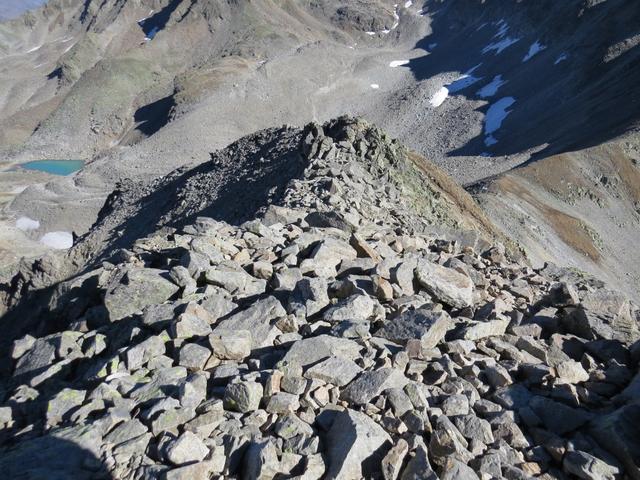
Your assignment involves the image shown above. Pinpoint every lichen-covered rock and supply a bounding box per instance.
[224,381,264,413]
[104,268,179,321]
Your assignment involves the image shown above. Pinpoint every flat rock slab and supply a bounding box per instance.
[377,309,453,348]
[341,367,408,405]
[415,260,474,309]
[0,424,105,479]
[281,334,362,369]
[212,296,285,348]
[304,356,363,387]
[529,396,593,435]
[104,268,179,321]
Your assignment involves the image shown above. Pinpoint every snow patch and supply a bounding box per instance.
[138,9,154,22]
[390,4,400,30]
[430,65,483,107]
[477,75,506,98]
[370,84,380,89]
[554,53,568,65]
[16,217,40,231]
[482,37,519,55]
[447,66,482,93]
[41,231,73,249]
[389,60,410,68]
[484,135,498,147]
[430,87,449,107]
[523,40,546,62]
[494,20,508,38]
[404,1,412,8]
[26,45,42,53]
[484,97,516,146]
[366,4,401,36]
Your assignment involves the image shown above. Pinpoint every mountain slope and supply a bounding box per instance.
[1,118,639,480]
[475,133,640,299]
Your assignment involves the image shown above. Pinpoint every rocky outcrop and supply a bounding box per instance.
[0,117,639,478]
[1,117,505,313]
[1,171,639,477]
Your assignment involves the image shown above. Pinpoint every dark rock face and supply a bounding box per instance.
[0,117,638,479]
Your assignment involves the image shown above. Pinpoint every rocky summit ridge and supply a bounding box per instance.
[1,118,640,479]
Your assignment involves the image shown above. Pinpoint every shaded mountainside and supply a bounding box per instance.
[400,0,640,161]
[0,121,640,478]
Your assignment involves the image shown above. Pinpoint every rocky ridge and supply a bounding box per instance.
[1,119,640,479]
[2,117,502,308]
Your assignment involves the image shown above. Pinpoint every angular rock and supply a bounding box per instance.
[282,335,362,369]
[381,439,409,480]
[377,309,452,348]
[208,330,252,360]
[455,317,510,341]
[563,450,619,480]
[323,294,377,323]
[14,338,56,377]
[125,335,166,371]
[244,439,280,480]
[166,431,210,466]
[325,409,391,480]
[529,396,592,435]
[289,277,330,318]
[104,268,179,321]
[454,414,494,444]
[341,368,408,405]
[104,419,148,446]
[171,305,213,339]
[301,238,357,277]
[178,342,211,370]
[555,360,589,384]
[400,442,438,480]
[304,356,363,387]
[224,381,264,413]
[415,260,474,309]
[440,458,480,480]
[212,296,285,348]
[46,388,86,426]
[274,413,314,439]
[266,392,300,414]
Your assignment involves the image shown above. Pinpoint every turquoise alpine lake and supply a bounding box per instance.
[18,160,84,176]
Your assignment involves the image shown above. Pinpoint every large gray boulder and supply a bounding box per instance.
[212,296,285,348]
[104,268,180,321]
[589,404,640,480]
[304,356,363,387]
[325,409,391,479]
[341,368,408,405]
[281,335,362,369]
[563,450,619,480]
[377,309,453,348]
[562,289,639,345]
[415,260,474,309]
